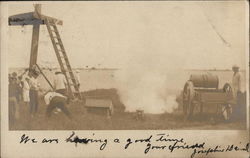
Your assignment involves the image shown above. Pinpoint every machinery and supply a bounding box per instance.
[9,4,82,99]
[182,73,234,119]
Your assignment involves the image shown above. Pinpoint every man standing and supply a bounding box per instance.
[17,76,24,102]
[54,71,68,96]
[11,72,21,103]
[23,76,30,107]
[222,65,242,122]
[9,76,19,121]
[44,91,71,119]
[232,65,241,98]
[29,73,40,117]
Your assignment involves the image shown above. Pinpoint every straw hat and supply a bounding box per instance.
[232,64,239,69]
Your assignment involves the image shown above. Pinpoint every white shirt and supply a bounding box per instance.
[23,80,30,91]
[44,92,66,105]
[232,72,241,92]
[29,77,40,90]
[54,73,67,90]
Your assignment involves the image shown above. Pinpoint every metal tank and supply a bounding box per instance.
[189,74,219,89]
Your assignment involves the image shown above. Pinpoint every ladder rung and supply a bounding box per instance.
[58,49,65,52]
[64,70,73,72]
[51,29,58,33]
[70,84,79,87]
[52,36,60,40]
[62,62,70,66]
[49,23,56,26]
[55,42,61,45]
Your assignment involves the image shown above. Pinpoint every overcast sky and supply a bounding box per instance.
[7,1,247,70]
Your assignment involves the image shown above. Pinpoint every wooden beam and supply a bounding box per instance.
[34,4,41,15]
[34,14,63,25]
[9,12,63,26]
[9,12,44,26]
[29,24,40,68]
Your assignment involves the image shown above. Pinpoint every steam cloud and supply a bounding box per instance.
[115,52,187,114]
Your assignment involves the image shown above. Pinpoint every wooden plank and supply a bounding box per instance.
[200,92,233,103]
[29,24,40,68]
[39,15,63,25]
[9,12,44,26]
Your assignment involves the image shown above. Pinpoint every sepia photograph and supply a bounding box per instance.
[6,1,248,131]
[1,1,249,158]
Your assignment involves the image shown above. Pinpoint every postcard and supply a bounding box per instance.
[1,1,249,158]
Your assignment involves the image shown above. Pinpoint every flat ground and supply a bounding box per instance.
[9,98,246,130]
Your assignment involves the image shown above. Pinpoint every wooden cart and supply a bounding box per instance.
[182,74,234,120]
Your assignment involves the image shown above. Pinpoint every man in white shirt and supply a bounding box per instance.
[29,74,40,116]
[232,65,241,98]
[44,91,71,118]
[222,65,242,121]
[54,71,68,96]
[22,76,30,106]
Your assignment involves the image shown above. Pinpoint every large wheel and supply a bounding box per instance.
[183,81,195,119]
[221,83,233,121]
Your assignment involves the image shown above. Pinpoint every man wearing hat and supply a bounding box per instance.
[29,72,40,117]
[54,71,67,96]
[23,76,30,107]
[232,65,241,98]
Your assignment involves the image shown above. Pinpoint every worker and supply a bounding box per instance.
[11,72,21,103]
[44,91,71,119]
[23,76,30,107]
[12,72,17,79]
[232,65,241,98]
[54,71,68,96]
[29,73,40,117]
[222,65,242,122]
[17,76,24,102]
[9,76,20,121]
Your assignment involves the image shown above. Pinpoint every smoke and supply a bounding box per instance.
[115,52,186,114]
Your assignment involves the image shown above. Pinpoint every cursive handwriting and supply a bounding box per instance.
[191,143,249,158]
[19,132,249,157]
[20,134,58,144]
[65,131,108,150]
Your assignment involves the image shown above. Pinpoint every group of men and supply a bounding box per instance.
[8,67,81,121]
[8,69,40,120]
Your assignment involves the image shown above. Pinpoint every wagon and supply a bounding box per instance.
[182,73,235,120]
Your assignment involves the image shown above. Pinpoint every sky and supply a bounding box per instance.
[7,1,248,70]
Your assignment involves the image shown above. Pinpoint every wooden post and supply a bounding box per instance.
[29,24,40,69]
[29,4,41,69]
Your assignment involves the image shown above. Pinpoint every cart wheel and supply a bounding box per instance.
[183,81,195,119]
[221,104,232,121]
[223,83,232,93]
[222,83,233,121]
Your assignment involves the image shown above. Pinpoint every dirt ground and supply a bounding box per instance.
[9,89,246,130]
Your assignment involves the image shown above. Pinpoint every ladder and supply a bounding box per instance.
[45,18,82,100]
